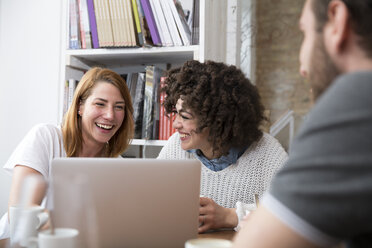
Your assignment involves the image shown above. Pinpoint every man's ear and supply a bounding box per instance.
[324,0,350,55]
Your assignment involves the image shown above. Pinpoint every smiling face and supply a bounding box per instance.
[79,81,125,149]
[173,98,213,158]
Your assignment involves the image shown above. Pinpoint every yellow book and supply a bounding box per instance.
[131,0,144,46]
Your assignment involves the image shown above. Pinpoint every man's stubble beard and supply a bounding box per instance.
[308,33,341,101]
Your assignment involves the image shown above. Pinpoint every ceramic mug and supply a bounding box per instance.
[185,238,232,248]
[27,228,79,248]
[9,205,49,245]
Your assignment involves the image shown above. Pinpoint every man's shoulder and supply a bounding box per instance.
[296,71,372,140]
[316,71,372,110]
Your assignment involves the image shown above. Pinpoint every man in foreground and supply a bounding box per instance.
[233,0,372,247]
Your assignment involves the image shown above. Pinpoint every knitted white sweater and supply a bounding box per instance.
[157,132,288,228]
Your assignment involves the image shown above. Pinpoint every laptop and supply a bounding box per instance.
[51,158,201,248]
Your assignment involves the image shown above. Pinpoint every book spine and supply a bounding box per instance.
[78,0,86,48]
[102,0,115,47]
[116,0,127,47]
[131,0,144,46]
[168,0,191,46]
[136,0,152,46]
[142,66,154,139]
[160,0,182,46]
[93,0,105,47]
[191,0,200,45]
[124,0,137,46]
[108,0,119,46]
[87,0,99,48]
[68,79,78,109]
[119,0,130,46]
[133,73,146,139]
[149,0,168,46]
[69,0,81,49]
[78,0,93,49]
[159,77,166,140]
[63,80,69,116]
[139,0,161,45]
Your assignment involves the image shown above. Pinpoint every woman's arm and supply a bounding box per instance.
[8,165,46,211]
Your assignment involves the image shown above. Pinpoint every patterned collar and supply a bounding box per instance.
[187,147,246,172]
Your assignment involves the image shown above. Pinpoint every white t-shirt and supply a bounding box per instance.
[0,123,66,239]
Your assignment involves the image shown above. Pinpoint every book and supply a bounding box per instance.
[149,0,173,46]
[136,0,153,46]
[63,80,70,116]
[129,73,139,100]
[159,0,182,46]
[191,0,199,45]
[86,0,100,48]
[133,72,146,139]
[108,0,121,46]
[69,0,81,49]
[101,0,115,46]
[93,0,105,47]
[117,0,129,47]
[78,0,92,49]
[169,0,191,46]
[142,66,155,139]
[124,0,137,46]
[139,0,161,46]
[151,66,164,139]
[68,79,78,109]
[131,0,144,46]
[159,77,166,140]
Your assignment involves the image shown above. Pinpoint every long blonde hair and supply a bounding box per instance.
[62,67,134,157]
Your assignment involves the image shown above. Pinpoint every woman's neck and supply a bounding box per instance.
[79,142,106,157]
[200,147,222,160]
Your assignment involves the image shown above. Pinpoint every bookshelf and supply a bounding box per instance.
[59,0,229,157]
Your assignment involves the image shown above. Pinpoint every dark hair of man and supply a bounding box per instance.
[163,60,265,156]
[311,0,372,57]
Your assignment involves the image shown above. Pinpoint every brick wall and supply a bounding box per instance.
[255,0,310,132]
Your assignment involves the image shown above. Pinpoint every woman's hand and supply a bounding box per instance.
[198,197,238,233]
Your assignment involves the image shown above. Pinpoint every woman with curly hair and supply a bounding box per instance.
[157,60,287,233]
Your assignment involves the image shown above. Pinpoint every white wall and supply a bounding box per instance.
[0,0,62,215]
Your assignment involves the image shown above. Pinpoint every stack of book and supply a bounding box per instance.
[69,0,199,49]
[125,67,176,140]
[63,79,79,116]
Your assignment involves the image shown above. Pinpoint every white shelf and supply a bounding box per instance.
[66,46,199,69]
[130,139,168,146]
[60,0,229,155]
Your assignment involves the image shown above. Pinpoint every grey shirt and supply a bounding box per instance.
[263,71,372,247]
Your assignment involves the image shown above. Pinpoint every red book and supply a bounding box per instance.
[159,78,166,140]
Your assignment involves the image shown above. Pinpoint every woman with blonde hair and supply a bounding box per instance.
[0,67,134,239]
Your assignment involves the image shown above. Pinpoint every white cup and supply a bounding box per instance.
[185,238,232,248]
[28,228,79,248]
[9,205,49,245]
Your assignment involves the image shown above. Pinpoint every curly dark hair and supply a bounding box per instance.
[163,60,265,156]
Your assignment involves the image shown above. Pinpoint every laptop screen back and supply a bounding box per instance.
[51,158,201,248]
